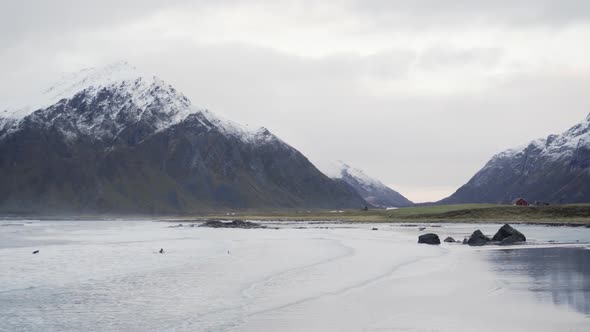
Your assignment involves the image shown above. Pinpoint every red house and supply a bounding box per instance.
[513,198,529,206]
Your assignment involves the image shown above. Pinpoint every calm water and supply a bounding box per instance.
[486,247,590,316]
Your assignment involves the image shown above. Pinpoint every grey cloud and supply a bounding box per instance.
[4,0,588,51]
[0,0,214,49]
[352,0,590,27]
[417,47,503,70]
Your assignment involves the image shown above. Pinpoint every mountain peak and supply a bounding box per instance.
[441,112,590,204]
[318,160,413,207]
[45,61,144,95]
[2,61,160,120]
[1,62,288,147]
[0,63,369,213]
[322,160,379,186]
[319,160,349,178]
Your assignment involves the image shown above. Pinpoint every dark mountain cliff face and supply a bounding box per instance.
[440,113,590,204]
[0,63,366,214]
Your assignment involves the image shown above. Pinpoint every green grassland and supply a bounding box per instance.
[171,204,590,225]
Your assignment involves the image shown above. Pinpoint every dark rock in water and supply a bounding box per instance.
[418,233,441,245]
[419,227,427,231]
[32,250,39,254]
[467,230,491,246]
[492,224,526,242]
[499,234,526,245]
[372,227,378,231]
[462,237,469,244]
[199,220,266,229]
[444,237,456,243]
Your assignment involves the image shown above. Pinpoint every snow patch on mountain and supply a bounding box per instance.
[0,62,271,144]
[441,112,590,204]
[323,161,382,190]
[487,113,590,166]
[319,160,413,207]
[2,61,149,120]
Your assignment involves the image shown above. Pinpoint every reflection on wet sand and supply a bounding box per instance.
[487,247,590,315]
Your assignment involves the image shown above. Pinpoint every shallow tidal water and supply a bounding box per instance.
[486,247,590,316]
[1,219,589,331]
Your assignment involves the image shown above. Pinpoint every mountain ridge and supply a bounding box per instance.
[440,113,590,204]
[0,62,367,214]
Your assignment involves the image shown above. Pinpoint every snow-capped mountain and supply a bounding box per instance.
[0,62,366,214]
[321,161,413,208]
[441,113,590,204]
[1,61,268,143]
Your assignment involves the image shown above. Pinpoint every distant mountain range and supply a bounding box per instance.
[441,113,590,204]
[0,62,367,214]
[4,62,586,214]
[321,161,413,208]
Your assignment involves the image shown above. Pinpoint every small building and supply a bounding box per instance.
[513,198,529,206]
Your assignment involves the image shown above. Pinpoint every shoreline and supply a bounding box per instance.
[3,216,590,228]
[3,204,590,226]
[157,218,590,227]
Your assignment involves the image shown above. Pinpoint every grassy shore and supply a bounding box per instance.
[169,204,590,225]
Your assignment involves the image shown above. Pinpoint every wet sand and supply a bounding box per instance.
[0,220,589,331]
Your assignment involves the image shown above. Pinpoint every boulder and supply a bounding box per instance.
[492,224,526,242]
[372,227,379,231]
[467,230,491,246]
[418,233,441,245]
[199,220,266,229]
[444,237,456,243]
[462,237,469,244]
[499,234,526,245]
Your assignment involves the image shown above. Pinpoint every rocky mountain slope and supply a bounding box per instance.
[0,62,367,214]
[321,161,413,208]
[441,113,590,204]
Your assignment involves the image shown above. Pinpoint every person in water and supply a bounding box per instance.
[159,248,165,254]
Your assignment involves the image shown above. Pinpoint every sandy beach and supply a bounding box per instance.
[1,220,589,331]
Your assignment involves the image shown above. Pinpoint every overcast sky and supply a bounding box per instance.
[1,1,589,202]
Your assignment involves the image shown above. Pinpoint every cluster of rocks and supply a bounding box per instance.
[418,224,526,246]
[198,220,267,229]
